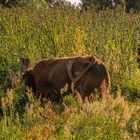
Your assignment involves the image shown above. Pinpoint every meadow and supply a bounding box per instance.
[0,5,140,139]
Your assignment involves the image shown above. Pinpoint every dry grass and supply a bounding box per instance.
[0,90,140,139]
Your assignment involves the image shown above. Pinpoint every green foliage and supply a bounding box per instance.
[0,7,140,99]
[1,91,140,139]
[0,5,140,139]
[126,0,140,13]
[0,0,48,8]
[82,0,113,11]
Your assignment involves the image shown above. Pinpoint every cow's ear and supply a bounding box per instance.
[18,58,24,64]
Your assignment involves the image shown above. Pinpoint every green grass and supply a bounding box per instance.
[0,5,140,139]
[1,90,140,139]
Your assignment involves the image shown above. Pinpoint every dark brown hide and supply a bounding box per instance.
[22,68,36,94]
[23,56,110,101]
[73,60,110,99]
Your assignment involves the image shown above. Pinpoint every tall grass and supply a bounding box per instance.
[0,5,140,139]
[1,90,140,139]
[0,7,140,98]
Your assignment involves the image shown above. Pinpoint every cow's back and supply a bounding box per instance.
[34,58,71,91]
[33,56,96,89]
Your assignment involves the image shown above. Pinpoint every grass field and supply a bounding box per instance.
[0,6,140,139]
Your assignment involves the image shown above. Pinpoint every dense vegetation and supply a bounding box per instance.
[1,0,140,12]
[0,5,140,139]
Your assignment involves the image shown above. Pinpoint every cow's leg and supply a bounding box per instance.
[76,86,90,102]
[48,90,62,103]
[97,80,108,100]
[36,86,62,102]
[97,87,103,100]
[36,86,50,99]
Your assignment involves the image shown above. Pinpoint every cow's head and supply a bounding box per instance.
[18,58,30,74]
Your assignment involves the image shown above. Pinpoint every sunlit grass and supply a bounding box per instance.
[0,7,139,96]
[0,90,140,139]
[0,6,140,139]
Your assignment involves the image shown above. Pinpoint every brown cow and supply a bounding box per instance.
[22,56,110,102]
[22,68,36,94]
